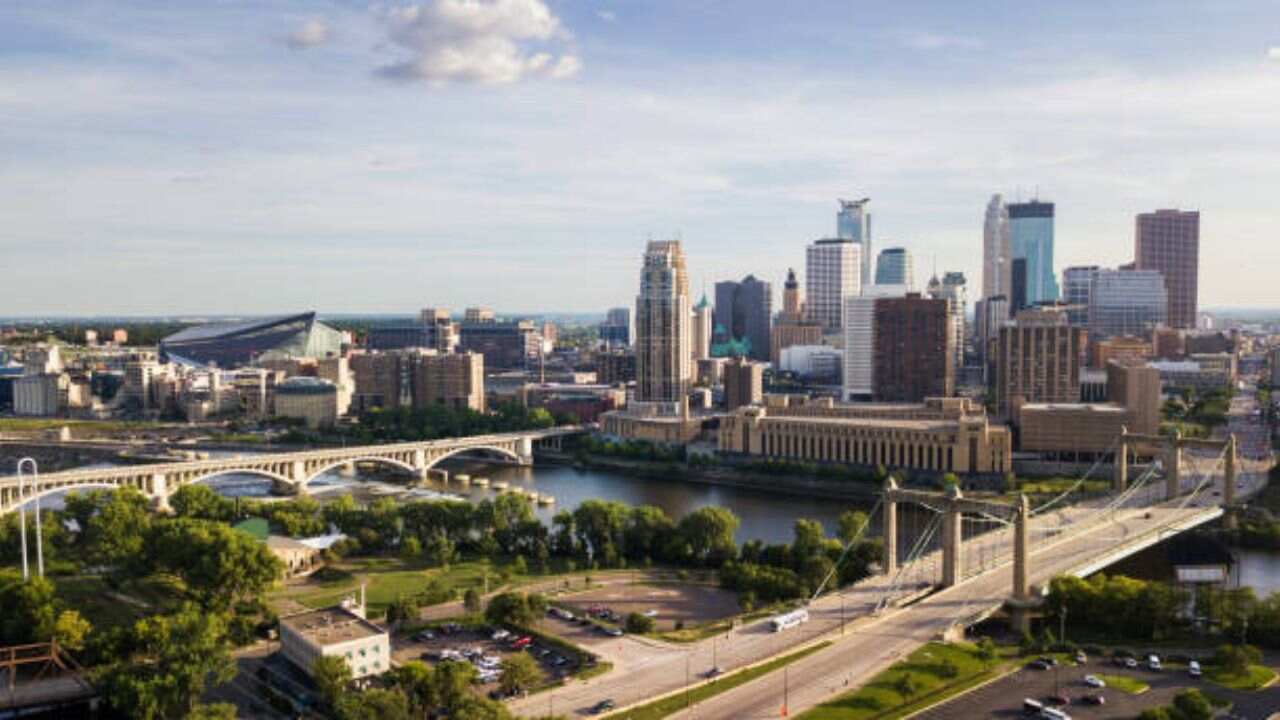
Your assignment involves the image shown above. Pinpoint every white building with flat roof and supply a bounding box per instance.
[279,600,389,681]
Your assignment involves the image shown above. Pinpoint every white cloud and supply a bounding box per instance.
[1269,46,1280,60]
[901,31,984,51]
[376,0,581,85]
[596,10,616,22]
[285,18,331,50]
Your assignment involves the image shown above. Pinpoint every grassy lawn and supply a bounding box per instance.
[1097,674,1150,694]
[798,642,1005,720]
[271,557,533,617]
[0,418,169,432]
[650,606,781,643]
[606,642,831,720]
[1206,664,1277,691]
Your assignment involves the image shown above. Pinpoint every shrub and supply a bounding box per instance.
[625,612,655,634]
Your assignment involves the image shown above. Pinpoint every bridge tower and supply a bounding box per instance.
[940,485,964,587]
[882,476,898,575]
[1165,428,1182,500]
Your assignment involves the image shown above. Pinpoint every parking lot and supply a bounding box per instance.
[390,624,581,698]
[557,582,740,631]
[914,655,1280,720]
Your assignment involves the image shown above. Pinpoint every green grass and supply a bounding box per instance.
[0,418,169,432]
[650,606,782,643]
[1097,674,1149,694]
[1206,664,1277,691]
[54,575,149,631]
[606,641,831,720]
[798,642,1005,720]
[272,557,530,617]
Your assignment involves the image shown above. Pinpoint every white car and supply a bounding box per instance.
[1188,660,1202,677]
[492,629,511,641]
[1147,655,1162,671]
[1083,675,1105,688]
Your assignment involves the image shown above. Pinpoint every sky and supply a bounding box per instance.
[2,0,1279,316]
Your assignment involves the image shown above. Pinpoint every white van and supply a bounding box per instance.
[769,609,810,632]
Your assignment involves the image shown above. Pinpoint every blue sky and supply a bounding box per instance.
[3,0,1278,315]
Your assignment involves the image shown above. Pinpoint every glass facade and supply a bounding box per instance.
[1008,201,1059,304]
[837,198,873,288]
[874,247,914,289]
[1087,269,1168,339]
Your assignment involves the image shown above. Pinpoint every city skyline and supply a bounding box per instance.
[3,1,1279,315]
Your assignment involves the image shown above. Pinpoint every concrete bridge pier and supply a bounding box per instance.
[338,461,357,478]
[412,449,430,481]
[1115,428,1129,493]
[882,477,898,575]
[941,486,963,587]
[149,473,172,513]
[517,437,534,466]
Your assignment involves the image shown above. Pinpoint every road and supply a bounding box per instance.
[511,382,1274,718]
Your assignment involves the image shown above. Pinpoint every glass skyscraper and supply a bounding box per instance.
[1008,200,1059,304]
[874,247,914,289]
[836,198,872,288]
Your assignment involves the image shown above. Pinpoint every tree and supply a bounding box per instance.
[891,673,917,701]
[464,587,483,614]
[0,571,58,643]
[431,660,477,713]
[837,510,869,546]
[336,688,411,720]
[625,612,655,634]
[485,592,544,627]
[390,661,437,714]
[147,519,282,610]
[97,606,236,720]
[400,535,422,560]
[499,652,543,694]
[53,609,91,651]
[1171,689,1214,720]
[313,655,353,709]
[73,487,153,579]
[186,704,238,720]
[677,506,740,566]
[387,595,420,626]
[169,485,234,521]
[1214,643,1262,676]
[974,637,997,663]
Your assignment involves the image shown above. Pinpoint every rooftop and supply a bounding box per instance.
[758,413,957,432]
[1020,402,1127,414]
[280,606,385,646]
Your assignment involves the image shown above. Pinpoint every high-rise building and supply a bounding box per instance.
[634,240,691,409]
[842,284,909,400]
[1008,200,1058,304]
[412,352,485,412]
[874,247,914,289]
[712,275,772,361]
[974,295,1010,367]
[988,306,1086,419]
[1087,269,1168,339]
[458,319,540,369]
[836,198,873,287]
[464,307,496,324]
[690,295,712,363]
[771,268,822,365]
[1061,265,1100,326]
[872,294,954,402]
[805,238,862,333]
[1135,209,1200,329]
[723,357,764,410]
[600,307,634,347]
[927,272,968,375]
[982,194,1011,300]
[1010,257,1028,314]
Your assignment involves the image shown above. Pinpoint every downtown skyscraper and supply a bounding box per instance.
[634,240,691,408]
[836,197,873,288]
[874,247,915,289]
[806,238,862,334]
[982,194,1011,300]
[1135,209,1200,329]
[1008,199,1059,304]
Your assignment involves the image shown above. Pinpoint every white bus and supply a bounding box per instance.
[769,609,810,632]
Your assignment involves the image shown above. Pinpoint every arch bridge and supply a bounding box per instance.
[0,427,583,514]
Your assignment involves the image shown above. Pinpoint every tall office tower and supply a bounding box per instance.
[713,275,773,361]
[988,306,1086,419]
[1061,266,1100,326]
[780,268,803,323]
[872,294,954,402]
[1010,258,1028,314]
[723,357,764,410]
[982,194,1012,299]
[842,284,909,400]
[690,295,713,363]
[464,307,496,324]
[600,307,634,347]
[1008,199,1059,303]
[927,272,968,374]
[1087,269,1168,339]
[1135,209,1200,329]
[412,351,486,412]
[805,238,862,333]
[874,247,915,289]
[772,268,823,364]
[974,295,1010,368]
[836,197,873,287]
[634,240,692,408]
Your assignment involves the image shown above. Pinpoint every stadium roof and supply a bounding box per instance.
[162,312,318,344]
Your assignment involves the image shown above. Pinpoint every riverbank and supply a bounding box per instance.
[539,451,888,502]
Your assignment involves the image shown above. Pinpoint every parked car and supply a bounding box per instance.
[1081,693,1106,706]
[1083,675,1105,688]
[1189,660,1202,678]
[589,699,616,715]
[1074,651,1087,664]
[1027,660,1051,671]
[1147,655,1162,671]
[1048,692,1070,706]
[1124,657,1139,669]
[492,629,511,641]
[705,667,723,678]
